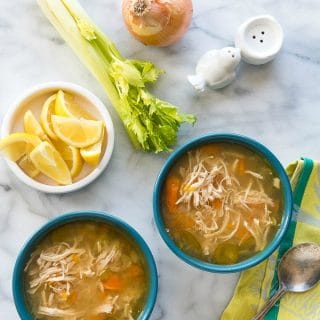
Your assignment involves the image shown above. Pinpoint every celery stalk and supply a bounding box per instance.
[37,0,196,152]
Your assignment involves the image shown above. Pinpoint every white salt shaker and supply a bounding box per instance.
[188,47,241,91]
[188,15,284,91]
[235,15,284,65]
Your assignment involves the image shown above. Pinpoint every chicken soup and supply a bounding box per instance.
[162,142,283,264]
[24,221,148,319]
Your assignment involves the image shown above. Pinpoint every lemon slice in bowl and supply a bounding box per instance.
[24,110,49,141]
[55,90,95,119]
[18,155,40,178]
[65,147,83,178]
[52,115,104,148]
[53,140,83,178]
[30,141,72,185]
[0,133,41,161]
[40,94,58,140]
[80,129,105,166]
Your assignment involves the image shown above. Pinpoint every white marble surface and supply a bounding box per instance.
[1,0,320,319]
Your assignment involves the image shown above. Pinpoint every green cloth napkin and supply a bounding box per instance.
[221,158,320,320]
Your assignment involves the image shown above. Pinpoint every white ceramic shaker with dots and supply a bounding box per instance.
[188,15,284,91]
[188,47,241,91]
[235,15,284,65]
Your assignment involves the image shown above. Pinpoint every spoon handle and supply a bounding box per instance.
[252,285,287,320]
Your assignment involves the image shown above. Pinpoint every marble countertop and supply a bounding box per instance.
[1,0,320,319]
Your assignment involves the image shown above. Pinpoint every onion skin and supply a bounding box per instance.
[122,0,193,47]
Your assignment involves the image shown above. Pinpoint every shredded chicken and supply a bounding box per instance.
[92,296,118,314]
[95,245,118,276]
[273,177,281,189]
[244,218,272,251]
[194,207,218,234]
[174,149,279,256]
[24,223,146,320]
[176,153,227,208]
[245,170,264,180]
[38,306,84,317]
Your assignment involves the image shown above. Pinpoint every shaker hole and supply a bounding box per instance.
[252,35,256,39]
[260,39,263,43]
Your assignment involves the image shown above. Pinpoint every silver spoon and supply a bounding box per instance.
[252,243,320,320]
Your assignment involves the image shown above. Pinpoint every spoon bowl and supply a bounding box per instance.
[279,243,320,292]
[253,243,320,320]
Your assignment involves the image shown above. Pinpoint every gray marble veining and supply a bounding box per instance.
[1,0,320,319]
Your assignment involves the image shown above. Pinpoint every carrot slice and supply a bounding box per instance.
[165,176,181,214]
[238,158,245,175]
[234,223,250,240]
[67,292,77,304]
[103,274,123,291]
[212,198,222,209]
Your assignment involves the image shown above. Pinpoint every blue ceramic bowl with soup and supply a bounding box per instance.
[153,133,293,273]
[13,211,158,319]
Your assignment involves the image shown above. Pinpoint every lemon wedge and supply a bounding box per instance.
[24,110,49,141]
[65,147,83,178]
[53,140,83,177]
[51,115,104,148]
[55,90,95,119]
[80,129,105,166]
[30,141,72,185]
[18,155,40,178]
[40,94,58,139]
[0,133,41,161]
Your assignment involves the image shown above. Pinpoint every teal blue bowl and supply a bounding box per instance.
[153,133,293,273]
[12,211,158,319]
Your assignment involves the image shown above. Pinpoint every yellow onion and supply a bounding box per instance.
[122,0,193,47]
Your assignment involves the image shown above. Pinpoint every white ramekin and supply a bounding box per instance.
[1,82,115,193]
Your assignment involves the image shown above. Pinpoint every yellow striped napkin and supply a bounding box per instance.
[221,158,320,320]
